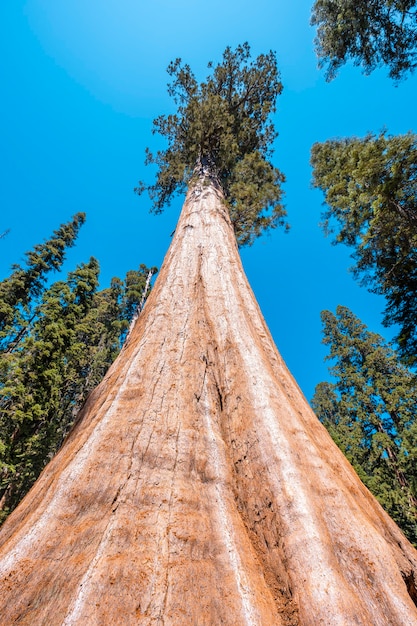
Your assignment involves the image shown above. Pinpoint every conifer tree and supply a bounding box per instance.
[0,213,86,353]
[311,131,417,364]
[0,258,100,515]
[135,43,288,246]
[312,306,417,545]
[311,0,417,80]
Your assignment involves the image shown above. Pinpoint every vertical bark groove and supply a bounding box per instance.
[0,179,417,624]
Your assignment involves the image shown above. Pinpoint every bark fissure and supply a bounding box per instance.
[198,375,262,626]
[158,422,181,623]
[402,569,417,607]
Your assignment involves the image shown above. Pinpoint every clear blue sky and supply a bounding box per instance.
[1,0,416,400]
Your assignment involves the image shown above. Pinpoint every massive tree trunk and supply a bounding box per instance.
[1,178,417,625]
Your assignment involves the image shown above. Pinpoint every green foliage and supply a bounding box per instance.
[311,131,417,364]
[0,220,156,522]
[312,306,417,545]
[311,0,417,80]
[135,43,287,246]
[0,213,86,353]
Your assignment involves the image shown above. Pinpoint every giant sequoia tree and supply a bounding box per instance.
[311,0,417,80]
[311,131,417,364]
[1,45,417,625]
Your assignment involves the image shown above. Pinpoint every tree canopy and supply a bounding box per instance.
[311,131,417,364]
[312,306,417,546]
[135,43,288,246]
[311,0,417,81]
[0,218,156,522]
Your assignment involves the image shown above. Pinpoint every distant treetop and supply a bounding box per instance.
[135,43,288,246]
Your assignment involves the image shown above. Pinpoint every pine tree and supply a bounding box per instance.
[311,0,417,80]
[311,131,417,364]
[135,42,288,246]
[312,306,417,545]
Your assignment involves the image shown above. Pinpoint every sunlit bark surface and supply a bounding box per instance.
[1,179,417,625]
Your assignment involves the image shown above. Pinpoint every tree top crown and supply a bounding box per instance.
[135,43,288,246]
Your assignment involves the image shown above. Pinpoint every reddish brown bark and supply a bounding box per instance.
[0,178,417,625]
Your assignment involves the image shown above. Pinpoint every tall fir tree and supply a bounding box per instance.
[0,213,86,353]
[312,305,417,545]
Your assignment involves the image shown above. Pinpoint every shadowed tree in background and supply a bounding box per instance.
[311,131,417,365]
[312,306,417,546]
[0,44,417,625]
[311,0,417,80]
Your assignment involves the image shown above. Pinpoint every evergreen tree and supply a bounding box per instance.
[0,213,86,353]
[311,131,417,364]
[135,43,288,246]
[312,306,417,545]
[311,0,417,81]
[0,258,100,514]
[0,223,156,521]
